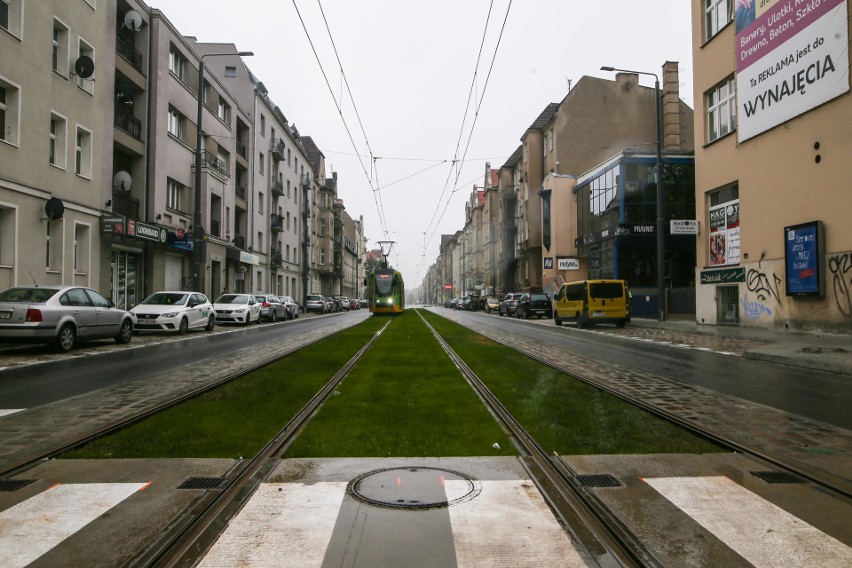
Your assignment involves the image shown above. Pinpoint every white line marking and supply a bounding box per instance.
[447,479,587,567]
[198,482,347,568]
[645,476,852,567]
[0,409,25,418]
[0,482,149,568]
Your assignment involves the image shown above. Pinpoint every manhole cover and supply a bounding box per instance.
[348,467,481,510]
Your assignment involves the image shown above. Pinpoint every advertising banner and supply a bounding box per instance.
[784,220,824,295]
[709,200,740,266]
[735,0,849,142]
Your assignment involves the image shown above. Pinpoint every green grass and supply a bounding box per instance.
[420,309,723,455]
[62,316,388,459]
[285,311,516,457]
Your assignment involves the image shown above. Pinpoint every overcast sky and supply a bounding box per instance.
[149,0,695,291]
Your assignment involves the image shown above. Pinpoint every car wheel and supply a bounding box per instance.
[256,313,262,324]
[576,313,587,329]
[178,317,189,334]
[115,319,133,344]
[616,320,626,328]
[554,313,563,326]
[270,312,277,323]
[205,315,215,332]
[54,323,76,353]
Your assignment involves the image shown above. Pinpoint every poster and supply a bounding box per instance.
[709,200,740,266]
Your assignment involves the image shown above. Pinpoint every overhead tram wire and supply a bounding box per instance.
[291,0,389,237]
[423,0,513,256]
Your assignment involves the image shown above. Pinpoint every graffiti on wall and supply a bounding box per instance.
[829,253,852,317]
[741,292,772,320]
[746,268,781,303]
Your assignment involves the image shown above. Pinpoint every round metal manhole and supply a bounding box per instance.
[348,466,481,510]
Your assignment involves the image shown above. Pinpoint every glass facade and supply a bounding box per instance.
[576,156,695,288]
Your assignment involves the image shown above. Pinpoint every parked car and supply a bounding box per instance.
[457,296,472,310]
[131,291,215,335]
[256,294,287,322]
[305,294,327,314]
[485,297,500,314]
[349,298,360,310]
[324,296,336,313]
[498,293,523,316]
[515,293,553,319]
[335,296,351,311]
[213,294,262,325]
[447,298,459,309]
[278,295,301,319]
[0,285,134,353]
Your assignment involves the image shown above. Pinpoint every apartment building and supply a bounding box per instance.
[301,136,340,296]
[1,0,116,294]
[692,0,851,331]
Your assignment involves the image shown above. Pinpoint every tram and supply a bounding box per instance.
[367,267,405,315]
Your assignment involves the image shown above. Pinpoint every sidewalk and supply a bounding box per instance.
[629,317,852,377]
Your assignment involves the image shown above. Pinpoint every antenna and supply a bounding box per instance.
[123,10,143,32]
[71,56,95,80]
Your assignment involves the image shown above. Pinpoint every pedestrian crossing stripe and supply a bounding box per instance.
[0,409,25,418]
[0,482,150,568]
[645,476,852,567]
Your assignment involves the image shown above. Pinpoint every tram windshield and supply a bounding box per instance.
[375,273,394,295]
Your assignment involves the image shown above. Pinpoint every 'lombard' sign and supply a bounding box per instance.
[131,221,167,243]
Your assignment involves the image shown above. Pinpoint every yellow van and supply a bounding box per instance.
[553,279,629,328]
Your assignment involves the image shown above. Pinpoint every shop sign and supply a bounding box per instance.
[700,267,745,284]
[670,220,699,235]
[101,214,126,234]
[132,221,167,243]
[557,257,580,270]
[615,224,655,236]
[543,257,554,269]
[240,251,260,266]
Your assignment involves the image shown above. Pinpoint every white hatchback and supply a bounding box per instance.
[213,294,262,325]
[131,291,215,334]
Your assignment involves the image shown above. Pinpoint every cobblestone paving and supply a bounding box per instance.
[432,309,852,495]
[0,315,365,471]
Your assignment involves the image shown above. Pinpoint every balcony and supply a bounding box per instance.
[236,139,247,159]
[271,215,284,232]
[194,150,229,178]
[111,190,139,219]
[270,138,285,161]
[116,36,144,74]
[232,234,246,249]
[235,184,247,201]
[210,219,221,238]
[114,108,142,140]
[270,250,283,269]
[271,179,284,199]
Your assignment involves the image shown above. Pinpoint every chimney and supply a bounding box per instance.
[662,61,681,151]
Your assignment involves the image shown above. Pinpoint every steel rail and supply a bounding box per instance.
[415,309,662,568]
[137,320,391,568]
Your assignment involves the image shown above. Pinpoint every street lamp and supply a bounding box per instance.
[193,50,253,293]
[601,66,665,321]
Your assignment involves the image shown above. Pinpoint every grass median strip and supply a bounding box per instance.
[284,311,516,458]
[63,317,387,459]
[420,309,723,455]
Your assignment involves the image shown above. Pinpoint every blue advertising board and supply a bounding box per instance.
[784,221,824,296]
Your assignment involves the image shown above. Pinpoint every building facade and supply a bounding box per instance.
[692,0,851,332]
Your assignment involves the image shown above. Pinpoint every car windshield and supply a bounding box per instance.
[0,287,61,303]
[142,292,189,306]
[216,294,251,305]
[531,294,549,302]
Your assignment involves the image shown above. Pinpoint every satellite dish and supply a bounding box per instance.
[255,82,267,95]
[44,198,65,221]
[123,10,143,32]
[74,56,94,79]
[113,171,132,191]
[115,83,134,102]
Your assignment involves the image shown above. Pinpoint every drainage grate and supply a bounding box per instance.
[575,474,621,488]
[177,477,227,490]
[0,479,36,492]
[750,471,806,484]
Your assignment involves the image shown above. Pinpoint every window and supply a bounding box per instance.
[217,99,230,123]
[0,204,15,267]
[287,179,291,198]
[73,224,89,274]
[705,0,731,41]
[0,77,20,146]
[74,126,92,178]
[167,106,185,140]
[320,249,326,265]
[259,152,264,174]
[319,218,326,237]
[706,77,736,142]
[52,19,70,76]
[167,179,186,212]
[76,39,95,94]
[708,184,740,266]
[225,66,236,77]
[257,231,263,251]
[260,114,265,135]
[45,221,62,271]
[258,192,264,214]
[169,45,187,82]
[0,0,22,38]
[49,113,67,168]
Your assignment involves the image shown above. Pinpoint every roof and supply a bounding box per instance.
[528,102,560,130]
[490,169,499,188]
[300,136,324,178]
[502,145,523,169]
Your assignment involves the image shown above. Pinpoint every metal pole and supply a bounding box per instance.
[654,78,665,322]
[192,59,206,293]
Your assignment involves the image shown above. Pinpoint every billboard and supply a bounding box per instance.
[735,0,849,142]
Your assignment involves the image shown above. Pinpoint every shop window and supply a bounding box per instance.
[708,184,740,266]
